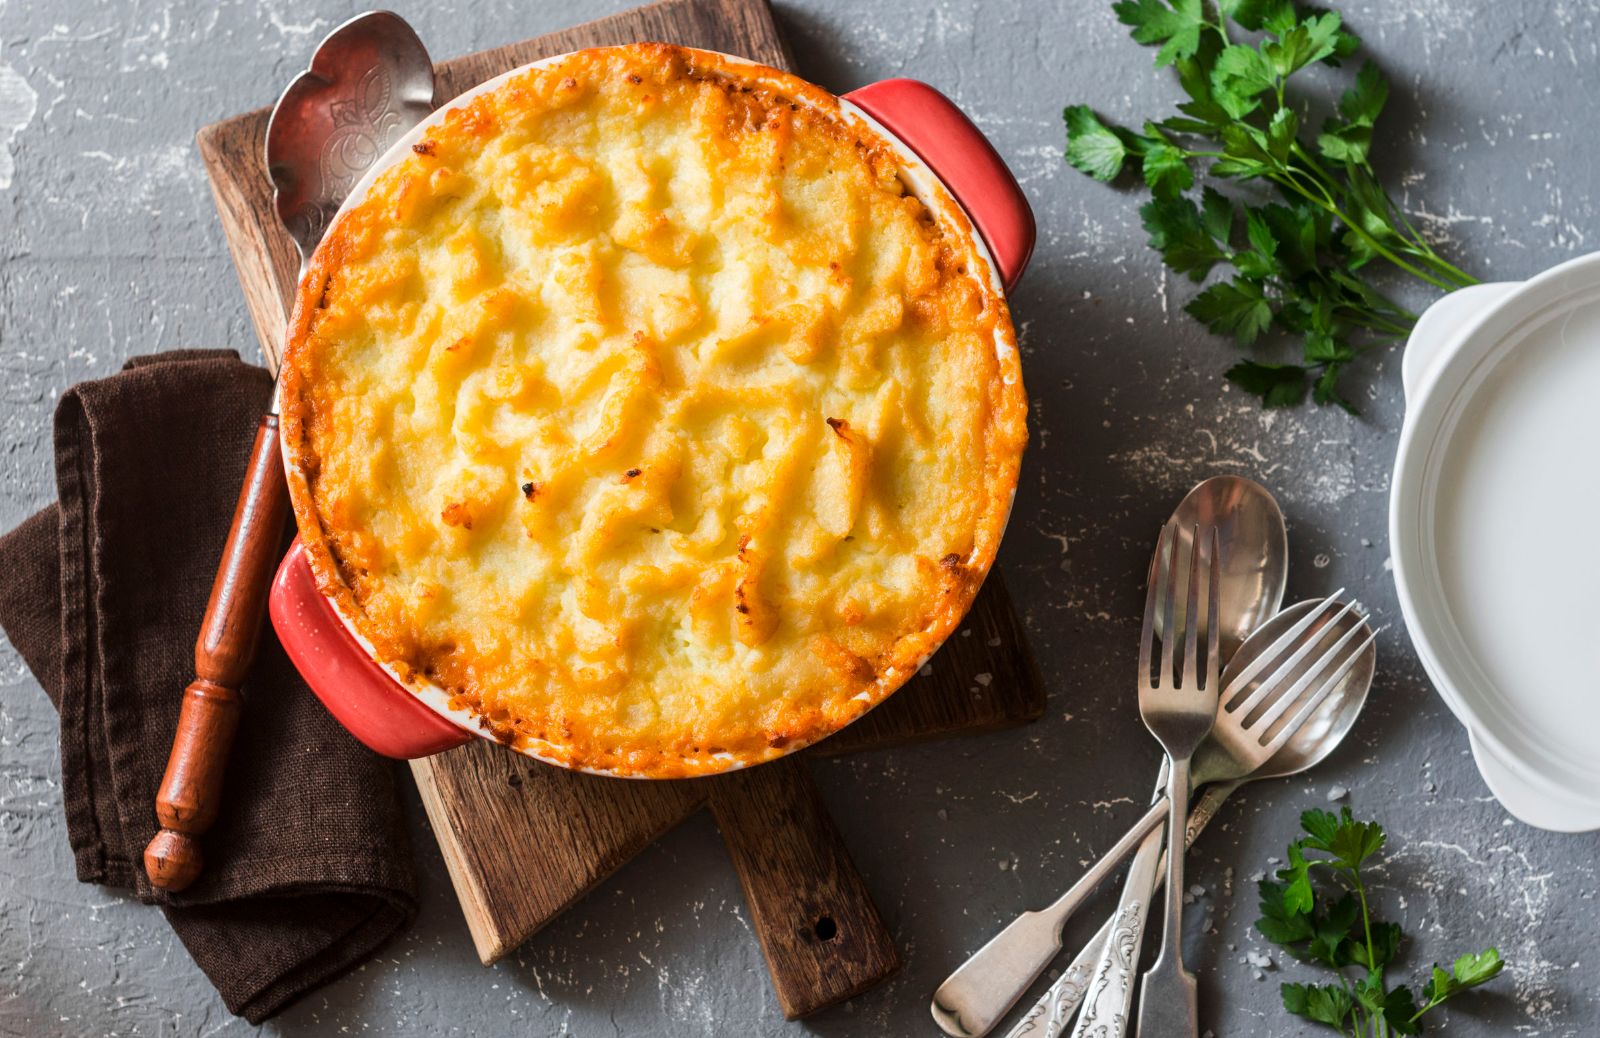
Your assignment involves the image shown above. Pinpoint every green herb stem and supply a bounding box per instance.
[1267,170,1464,291]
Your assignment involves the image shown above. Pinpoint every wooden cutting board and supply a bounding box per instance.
[194,0,1045,1018]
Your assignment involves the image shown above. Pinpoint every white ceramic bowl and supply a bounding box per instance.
[1392,254,1600,831]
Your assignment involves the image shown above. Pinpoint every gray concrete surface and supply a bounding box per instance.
[2,0,1596,1034]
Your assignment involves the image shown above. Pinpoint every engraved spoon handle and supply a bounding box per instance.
[1067,821,1163,1038]
[1004,779,1242,1038]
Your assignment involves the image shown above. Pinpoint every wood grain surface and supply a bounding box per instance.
[708,759,902,1017]
[195,0,1044,1018]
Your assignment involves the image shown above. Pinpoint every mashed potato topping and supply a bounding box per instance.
[279,44,1027,776]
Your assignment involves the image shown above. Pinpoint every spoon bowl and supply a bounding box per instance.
[1161,475,1288,661]
[1188,596,1375,787]
[264,11,436,268]
[1213,597,1375,782]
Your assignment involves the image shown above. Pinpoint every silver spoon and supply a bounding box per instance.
[1157,475,1287,661]
[142,12,434,892]
[931,476,1288,1037]
[1014,597,1377,1038]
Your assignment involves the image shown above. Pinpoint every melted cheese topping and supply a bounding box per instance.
[280,44,1027,776]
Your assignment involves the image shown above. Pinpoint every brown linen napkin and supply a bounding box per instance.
[0,350,417,1023]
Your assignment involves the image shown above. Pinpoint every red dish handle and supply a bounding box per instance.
[269,538,473,759]
[845,79,1035,293]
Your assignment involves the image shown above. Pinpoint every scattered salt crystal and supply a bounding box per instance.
[974,673,992,687]
[1326,785,1349,802]
[1246,951,1273,969]
[987,637,1002,647]
[1188,884,1205,897]
[1249,871,1266,883]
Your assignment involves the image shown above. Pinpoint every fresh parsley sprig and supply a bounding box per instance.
[1256,808,1505,1035]
[1064,0,1478,410]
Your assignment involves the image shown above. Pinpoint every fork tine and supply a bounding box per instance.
[1257,626,1382,751]
[1205,525,1221,692]
[1158,521,1180,688]
[1228,597,1363,720]
[1221,591,1348,712]
[1180,524,1203,692]
[1245,616,1371,735]
[1139,523,1170,689]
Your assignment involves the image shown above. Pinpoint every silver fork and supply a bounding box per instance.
[1133,520,1221,1038]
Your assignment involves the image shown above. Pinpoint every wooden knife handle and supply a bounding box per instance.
[708,757,901,1018]
[144,414,290,891]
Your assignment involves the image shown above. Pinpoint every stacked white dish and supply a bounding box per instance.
[1392,254,1600,832]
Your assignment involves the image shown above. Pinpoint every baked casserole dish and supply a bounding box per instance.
[277,43,1028,777]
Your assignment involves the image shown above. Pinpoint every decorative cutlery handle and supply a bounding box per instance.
[144,415,289,891]
[932,798,1167,1037]
[1003,953,1097,1038]
[1007,779,1243,1038]
[1067,824,1164,1038]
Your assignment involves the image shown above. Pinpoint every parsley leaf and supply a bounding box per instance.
[1263,11,1344,77]
[1382,987,1423,1035]
[1114,0,1209,67]
[1141,196,1228,279]
[1199,186,1235,243]
[1142,140,1195,197]
[1282,982,1355,1030]
[1232,206,1278,278]
[1319,64,1390,166]
[1421,949,1506,1004]
[1227,360,1307,407]
[1300,807,1386,870]
[1186,279,1274,343]
[1257,877,1316,944]
[1212,44,1276,118]
[1064,105,1130,180]
[1222,0,1290,31]
[1340,59,1389,125]
[1169,43,1231,132]
[1350,920,1402,971]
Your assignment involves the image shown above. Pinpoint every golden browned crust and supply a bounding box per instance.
[279,43,1027,777]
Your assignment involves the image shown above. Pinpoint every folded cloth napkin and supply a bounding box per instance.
[0,350,416,1023]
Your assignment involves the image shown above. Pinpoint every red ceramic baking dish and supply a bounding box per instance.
[268,47,1036,771]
